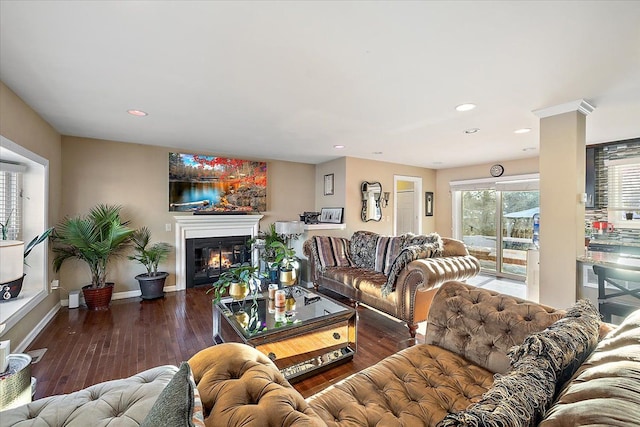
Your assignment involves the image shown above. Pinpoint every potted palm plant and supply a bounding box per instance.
[52,204,134,310]
[128,227,172,300]
[207,262,262,303]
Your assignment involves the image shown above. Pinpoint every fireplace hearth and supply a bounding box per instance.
[186,235,250,287]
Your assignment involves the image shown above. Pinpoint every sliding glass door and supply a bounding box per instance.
[453,175,539,280]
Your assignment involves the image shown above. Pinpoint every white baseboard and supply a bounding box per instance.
[61,287,178,307]
[14,302,61,353]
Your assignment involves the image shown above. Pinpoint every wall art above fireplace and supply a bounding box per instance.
[169,152,267,213]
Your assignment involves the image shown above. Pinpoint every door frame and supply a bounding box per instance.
[393,175,422,236]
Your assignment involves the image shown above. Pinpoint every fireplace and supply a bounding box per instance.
[173,214,263,290]
[186,235,250,287]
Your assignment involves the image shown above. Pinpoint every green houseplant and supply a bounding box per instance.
[270,240,299,286]
[249,223,285,282]
[128,226,172,300]
[52,204,135,310]
[207,262,262,304]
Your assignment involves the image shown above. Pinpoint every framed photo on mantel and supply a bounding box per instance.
[324,173,334,196]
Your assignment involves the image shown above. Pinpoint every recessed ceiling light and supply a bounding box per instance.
[514,128,531,134]
[522,147,536,152]
[127,109,148,117]
[432,161,443,165]
[455,103,476,112]
[333,145,345,149]
[373,151,383,155]
[464,128,479,134]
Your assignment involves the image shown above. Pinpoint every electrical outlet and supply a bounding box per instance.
[165,223,172,232]
[51,279,59,290]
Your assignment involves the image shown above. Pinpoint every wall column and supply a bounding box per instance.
[533,100,594,309]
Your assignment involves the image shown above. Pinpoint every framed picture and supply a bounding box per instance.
[324,173,334,196]
[425,192,434,216]
[320,207,344,224]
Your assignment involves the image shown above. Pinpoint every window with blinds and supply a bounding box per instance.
[0,163,24,240]
[606,156,640,221]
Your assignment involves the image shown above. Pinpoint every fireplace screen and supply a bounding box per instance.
[186,235,250,287]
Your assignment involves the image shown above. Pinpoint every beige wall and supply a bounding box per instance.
[59,136,315,295]
[434,157,540,237]
[345,157,436,237]
[0,81,63,347]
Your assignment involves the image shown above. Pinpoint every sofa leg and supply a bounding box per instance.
[407,323,418,338]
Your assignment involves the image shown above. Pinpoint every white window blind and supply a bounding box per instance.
[450,174,539,191]
[0,162,25,240]
[606,157,640,212]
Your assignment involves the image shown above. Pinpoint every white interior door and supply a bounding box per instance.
[394,175,422,235]
[397,191,415,234]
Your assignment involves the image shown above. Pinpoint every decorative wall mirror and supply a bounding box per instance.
[361,181,383,222]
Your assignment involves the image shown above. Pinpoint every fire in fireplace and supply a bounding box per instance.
[185,235,251,287]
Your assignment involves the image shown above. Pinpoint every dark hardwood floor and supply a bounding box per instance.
[25,287,421,400]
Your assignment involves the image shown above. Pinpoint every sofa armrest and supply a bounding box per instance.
[188,343,326,427]
[393,255,481,325]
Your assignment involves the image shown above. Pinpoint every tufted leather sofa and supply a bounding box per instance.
[303,232,481,337]
[0,365,178,426]
[6,282,639,426]
[187,281,640,427]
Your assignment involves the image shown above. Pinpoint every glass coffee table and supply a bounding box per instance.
[213,286,357,382]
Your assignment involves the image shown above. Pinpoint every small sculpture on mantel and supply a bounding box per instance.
[300,212,320,224]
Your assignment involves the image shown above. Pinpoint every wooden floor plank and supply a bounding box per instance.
[25,287,421,400]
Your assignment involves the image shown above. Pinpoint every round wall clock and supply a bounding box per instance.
[490,164,504,177]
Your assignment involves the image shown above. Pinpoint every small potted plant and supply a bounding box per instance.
[270,241,299,286]
[52,204,134,310]
[208,262,262,303]
[128,227,172,300]
[249,223,285,282]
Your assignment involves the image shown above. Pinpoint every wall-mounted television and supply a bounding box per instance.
[169,153,267,213]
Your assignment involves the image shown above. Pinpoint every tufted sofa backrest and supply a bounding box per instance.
[425,281,566,374]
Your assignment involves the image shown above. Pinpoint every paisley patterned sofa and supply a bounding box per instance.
[303,231,481,336]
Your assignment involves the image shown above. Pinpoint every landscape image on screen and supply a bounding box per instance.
[169,153,267,213]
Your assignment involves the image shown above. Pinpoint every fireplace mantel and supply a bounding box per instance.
[173,214,263,290]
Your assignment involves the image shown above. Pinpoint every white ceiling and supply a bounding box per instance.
[1,1,639,169]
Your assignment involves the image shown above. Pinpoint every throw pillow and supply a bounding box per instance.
[382,241,443,297]
[349,230,379,269]
[509,299,602,393]
[141,361,204,427]
[374,236,404,275]
[312,236,354,270]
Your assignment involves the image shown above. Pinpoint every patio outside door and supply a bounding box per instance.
[454,176,539,280]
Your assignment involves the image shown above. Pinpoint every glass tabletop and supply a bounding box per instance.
[216,286,352,339]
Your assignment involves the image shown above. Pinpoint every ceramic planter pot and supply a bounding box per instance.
[135,272,168,300]
[228,282,249,300]
[0,274,25,301]
[279,269,297,287]
[82,283,114,311]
